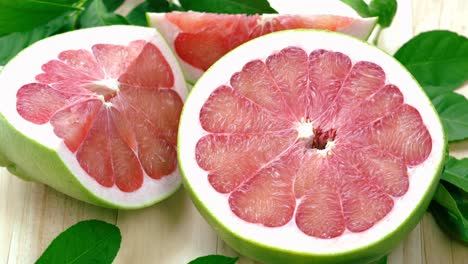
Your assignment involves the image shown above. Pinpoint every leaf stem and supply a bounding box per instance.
[373,26,383,46]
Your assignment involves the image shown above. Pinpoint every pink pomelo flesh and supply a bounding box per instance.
[16,40,183,193]
[195,47,432,239]
[165,12,360,71]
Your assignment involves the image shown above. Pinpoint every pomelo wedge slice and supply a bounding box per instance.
[178,30,446,263]
[148,11,377,84]
[0,26,187,209]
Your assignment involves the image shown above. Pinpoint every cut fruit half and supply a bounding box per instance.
[0,26,187,209]
[178,30,446,263]
[148,11,377,84]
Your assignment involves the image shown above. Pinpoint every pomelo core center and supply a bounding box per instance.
[309,128,336,152]
[83,79,120,102]
[295,120,314,139]
[296,120,336,153]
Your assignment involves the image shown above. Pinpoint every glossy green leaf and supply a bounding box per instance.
[432,92,468,142]
[340,0,396,27]
[103,0,124,12]
[430,182,468,242]
[0,0,86,36]
[127,2,152,26]
[36,220,121,264]
[368,0,397,27]
[0,13,72,65]
[179,0,276,14]
[442,156,468,192]
[79,0,129,28]
[340,0,371,17]
[188,255,239,264]
[127,0,181,26]
[374,255,387,264]
[395,30,468,98]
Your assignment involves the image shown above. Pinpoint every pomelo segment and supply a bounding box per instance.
[178,30,446,263]
[0,26,187,209]
[148,11,377,83]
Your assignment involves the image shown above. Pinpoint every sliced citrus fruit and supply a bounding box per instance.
[0,26,187,209]
[178,30,446,263]
[148,11,377,83]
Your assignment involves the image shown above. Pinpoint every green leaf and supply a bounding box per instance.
[0,0,86,36]
[179,0,276,14]
[432,92,468,142]
[430,183,468,242]
[36,220,121,264]
[340,0,371,17]
[103,0,124,12]
[395,31,468,98]
[79,0,129,28]
[374,255,387,264]
[188,255,239,264]
[0,13,72,65]
[340,0,396,27]
[368,0,397,27]
[127,3,152,26]
[127,0,180,26]
[442,156,468,192]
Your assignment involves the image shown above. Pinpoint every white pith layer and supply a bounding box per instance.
[178,31,445,254]
[0,26,187,207]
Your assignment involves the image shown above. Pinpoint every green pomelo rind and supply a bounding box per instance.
[178,29,447,264]
[0,113,181,209]
[0,149,11,167]
[183,163,443,264]
[0,26,185,209]
[0,113,111,206]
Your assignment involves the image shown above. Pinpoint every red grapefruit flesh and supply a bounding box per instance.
[148,11,377,83]
[195,47,432,239]
[16,40,183,193]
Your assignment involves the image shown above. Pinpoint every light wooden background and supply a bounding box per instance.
[1,0,467,263]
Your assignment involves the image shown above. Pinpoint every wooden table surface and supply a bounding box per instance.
[1,0,467,263]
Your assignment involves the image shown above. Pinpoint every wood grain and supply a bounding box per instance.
[0,0,467,263]
[0,173,116,264]
[115,189,218,264]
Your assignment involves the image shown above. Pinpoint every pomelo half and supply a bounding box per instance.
[0,26,187,209]
[178,30,446,263]
[148,11,377,84]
